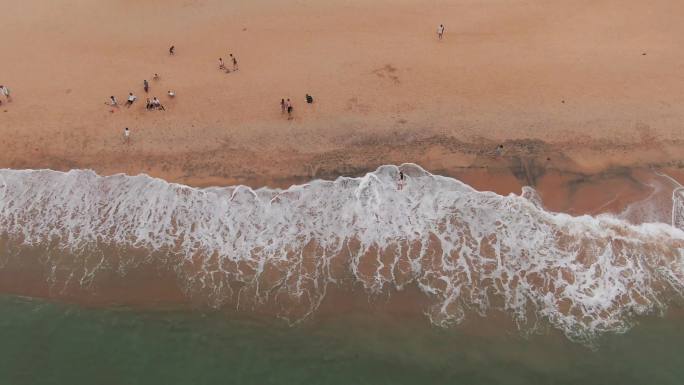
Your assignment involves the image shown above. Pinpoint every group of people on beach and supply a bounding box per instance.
[118,23,443,144]
[145,97,166,110]
[280,98,294,119]
[218,54,239,73]
[279,94,314,120]
[109,74,174,113]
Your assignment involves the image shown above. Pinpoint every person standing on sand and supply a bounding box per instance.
[280,99,286,114]
[143,80,149,93]
[145,98,152,110]
[169,45,175,55]
[109,95,118,107]
[123,127,130,144]
[230,54,238,71]
[153,73,160,81]
[437,24,445,40]
[218,58,225,70]
[286,98,293,119]
[126,92,137,107]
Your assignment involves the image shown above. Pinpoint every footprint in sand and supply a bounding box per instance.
[372,64,401,84]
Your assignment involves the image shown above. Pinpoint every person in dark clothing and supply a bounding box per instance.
[230,54,238,70]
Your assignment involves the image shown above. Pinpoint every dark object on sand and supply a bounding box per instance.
[306,94,313,104]
[169,45,175,55]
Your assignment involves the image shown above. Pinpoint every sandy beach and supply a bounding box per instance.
[1,0,683,196]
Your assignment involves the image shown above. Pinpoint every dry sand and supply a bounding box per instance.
[1,0,683,208]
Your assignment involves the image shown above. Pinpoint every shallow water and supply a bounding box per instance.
[1,165,684,342]
[0,295,683,385]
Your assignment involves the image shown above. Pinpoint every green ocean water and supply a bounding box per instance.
[0,295,683,385]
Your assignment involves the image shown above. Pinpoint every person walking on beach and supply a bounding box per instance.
[153,73,160,81]
[143,79,149,93]
[280,98,286,114]
[126,92,137,107]
[398,171,405,190]
[109,95,118,107]
[306,94,313,104]
[123,127,130,144]
[218,57,226,70]
[145,98,152,110]
[437,24,445,40]
[230,54,238,71]
[286,98,293,119]
[169,45,175,55]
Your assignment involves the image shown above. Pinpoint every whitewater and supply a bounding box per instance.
[0,164,683,343]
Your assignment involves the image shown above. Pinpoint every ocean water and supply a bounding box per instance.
[1,164,684,383]
[0,295,683,385]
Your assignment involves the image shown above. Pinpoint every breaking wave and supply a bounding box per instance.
[0,165,683,343]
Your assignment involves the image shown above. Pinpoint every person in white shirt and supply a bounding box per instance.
[167,90,175,98]
[437,24,445,40]
[123,127,130,144]
[109,95,118,107]
[126,92,137,107]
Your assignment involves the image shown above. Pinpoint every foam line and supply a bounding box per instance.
[0,164,683,343]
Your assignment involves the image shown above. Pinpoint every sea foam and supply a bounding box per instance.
[0,165,683,343]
